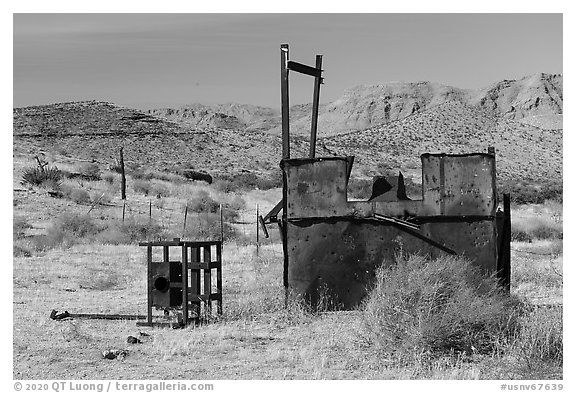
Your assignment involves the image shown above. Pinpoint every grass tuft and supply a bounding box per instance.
[360,254,520,364]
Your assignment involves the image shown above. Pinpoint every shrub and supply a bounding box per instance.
[133,180,152,196]
[35,213,101,251]
[214,172,282,193]
[511,216,563,242]
[13,216,32,239]
[21,165,62,187]
[187,190,220,213]
[511,305,562,367]
[68,187,91,204]
[500,181,563,205]
[97,218,165,245]
[181,212,237,242]
[132,169,155,181]
[361,254,519,364]
[13,241,32,257]
[76,162,101,181]
[102,172,115,184]
[90,191,112,205]
[53,213,101,238]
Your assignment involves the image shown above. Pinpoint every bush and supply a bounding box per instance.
[361,254,519,364]
[21,165,62,187]
[133,180,152,196]
[68,187,91,204]
[500,181,563,205]
[511,216,563,242]
[214,172,282,193]
[13,216,32,239]
[97,218,165,245]
[35,213,102,251]
[181,212,238,242]
[90,191,112,205]
[511,305,562,367]
[187,190,220,213]
[102,172,115,184]
[76,162,101,181]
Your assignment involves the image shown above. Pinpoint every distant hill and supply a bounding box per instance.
[12,101,309,178]
[13,73,562,191]
[319,100,562,187]
[148,73,562,136]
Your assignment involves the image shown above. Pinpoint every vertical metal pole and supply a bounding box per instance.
[281,44,290,160]
[502,194,511,292]
[309,55,323,158]
[122,200,126,222]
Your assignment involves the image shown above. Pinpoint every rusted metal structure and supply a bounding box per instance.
[261,44,511,309]
[138,238,223,326]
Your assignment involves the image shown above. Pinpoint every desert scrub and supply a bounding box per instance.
[214,172,281,193]
[132,179,170,198]
[32,213,102,251]
[96,218,165,245]
[21,164,62,187]
[60,183,91,204]
[187,190,220,213]
[511,305,562,368]
[181,213,238,242]
[75,162,101,181]
[511,203,563,242]
[360,254,519,365]
[13,216,32,239]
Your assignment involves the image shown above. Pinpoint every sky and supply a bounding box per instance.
[13,13,563,110]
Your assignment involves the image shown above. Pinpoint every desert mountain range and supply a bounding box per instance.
[13,73,562,189]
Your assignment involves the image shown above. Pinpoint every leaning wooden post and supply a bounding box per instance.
[119,147,126,200]
[220,204,224,242]
[183,203,189,238]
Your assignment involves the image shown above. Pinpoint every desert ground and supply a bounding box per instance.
[12,150,562,380]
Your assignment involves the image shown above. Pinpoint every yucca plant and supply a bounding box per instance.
[21,165,62,187]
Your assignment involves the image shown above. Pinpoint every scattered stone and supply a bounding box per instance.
[102,349,128,360]
[127,336,142,344]
[49,309,71,320]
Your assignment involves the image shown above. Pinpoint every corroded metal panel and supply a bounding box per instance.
[421,153,496,216]
[286,219,453,308]
[419,220,498,274]
[283,157,350,218]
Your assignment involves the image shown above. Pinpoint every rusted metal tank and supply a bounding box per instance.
[280,152,508,309]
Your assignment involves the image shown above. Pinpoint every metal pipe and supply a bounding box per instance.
[281,44,290,160]
[309,55,323,158]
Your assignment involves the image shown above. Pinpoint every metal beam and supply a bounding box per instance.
[287,60,323,78]
[309,55,323,158]
[281,44,290,160]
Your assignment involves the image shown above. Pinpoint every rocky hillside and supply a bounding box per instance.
[12,101,310,179]
[149,73,562,136]
[320,100,562,187]
[13,72,563,191]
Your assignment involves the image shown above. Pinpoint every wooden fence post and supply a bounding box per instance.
[120,147,126,200]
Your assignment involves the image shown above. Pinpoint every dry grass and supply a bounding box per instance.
[12,152,562,379]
